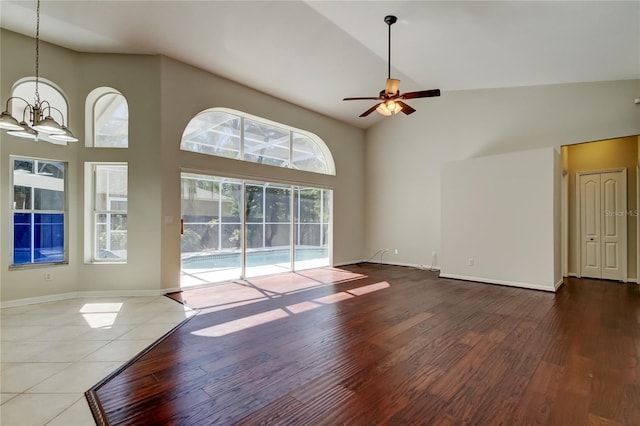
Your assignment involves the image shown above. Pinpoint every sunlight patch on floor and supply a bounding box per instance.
[190,280,389,338]
[80,303,123,329]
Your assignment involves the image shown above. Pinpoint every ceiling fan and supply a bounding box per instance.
[343,15,441,117]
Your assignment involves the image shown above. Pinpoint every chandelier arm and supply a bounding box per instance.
[3,96,31,113]
[20,105,31,122]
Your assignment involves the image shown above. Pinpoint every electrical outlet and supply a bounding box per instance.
[44,272,53,281]
[394,249,399,255]
[468,258,474,266]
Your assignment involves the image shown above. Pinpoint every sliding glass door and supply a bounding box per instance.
[180,174,243,286]
[294,187,330,270]
[180,173,331,287]
[245,182,292,278]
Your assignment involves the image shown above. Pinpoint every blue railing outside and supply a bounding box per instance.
[13,213,65,265]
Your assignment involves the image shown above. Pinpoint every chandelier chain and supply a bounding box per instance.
[35,0,40,105]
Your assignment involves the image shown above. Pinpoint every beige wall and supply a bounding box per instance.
[157,57,365,289]
[0,30,365,303]
[441,147,561,291]
[365,80,640,268]
[1,31,81,301]
[566,136,639,280]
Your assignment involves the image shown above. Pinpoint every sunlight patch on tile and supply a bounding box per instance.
[80,302,123,329]
[79,303,123,313]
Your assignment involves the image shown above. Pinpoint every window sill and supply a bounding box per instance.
[9,261,69,270]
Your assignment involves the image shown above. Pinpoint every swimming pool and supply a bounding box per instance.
[181,247,328,269]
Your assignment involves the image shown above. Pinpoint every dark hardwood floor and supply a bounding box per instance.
[87,264,640,425]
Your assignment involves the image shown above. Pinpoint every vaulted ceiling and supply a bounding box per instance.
[2,1,638,129]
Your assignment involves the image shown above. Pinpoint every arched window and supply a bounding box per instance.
[86,87,128,148]
[181,108,335,175]
[11,78,69,144]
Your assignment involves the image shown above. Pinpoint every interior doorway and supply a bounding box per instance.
[562,136,639,284]
[577,169,627,280]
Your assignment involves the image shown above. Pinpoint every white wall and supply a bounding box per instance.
[0,30,365,303]
[440,147,560,291]
[365,80,640,268]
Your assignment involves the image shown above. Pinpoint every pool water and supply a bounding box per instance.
[182,247,328,269]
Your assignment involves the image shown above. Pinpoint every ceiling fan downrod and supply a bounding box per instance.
[384,15,397,80]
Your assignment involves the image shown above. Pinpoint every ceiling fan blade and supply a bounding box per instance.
[401,89,441,99]
[359,103,382,117]
[343,97,381,101]
[396,101,416,115]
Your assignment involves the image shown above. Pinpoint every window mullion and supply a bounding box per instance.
[320,189,324,248]
[290,185,295,272]
[240,117,245,160]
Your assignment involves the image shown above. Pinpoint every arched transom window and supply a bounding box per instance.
[180,108,335,175]
[85,87,129,148]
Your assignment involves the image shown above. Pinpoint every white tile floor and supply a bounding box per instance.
[0,295,195,426]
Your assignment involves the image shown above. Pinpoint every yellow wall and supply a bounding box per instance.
[566,136,638,280]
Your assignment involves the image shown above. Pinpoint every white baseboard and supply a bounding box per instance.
[343,259,441,271]
[555,279,564,290]
[566,273,638,284]
[1,289,171,309]
[439,273,557,293]
[0,292,79,309]
[333,259,365,267]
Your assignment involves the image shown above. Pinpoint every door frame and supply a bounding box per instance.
[562,170,568,278]
[575,168,627,281]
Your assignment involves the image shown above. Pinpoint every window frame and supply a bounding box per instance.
[10,156,69,268]
[85,87,129,148]
[180,108,336,176]
[86,162,129,263]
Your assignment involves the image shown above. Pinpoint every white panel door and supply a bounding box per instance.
[580,174,601,278]
[601,172,625,280]
[579,170,626,281]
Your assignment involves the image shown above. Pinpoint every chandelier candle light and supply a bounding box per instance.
[0,0,78,142]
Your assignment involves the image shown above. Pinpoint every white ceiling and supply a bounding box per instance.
[2,1,639,129]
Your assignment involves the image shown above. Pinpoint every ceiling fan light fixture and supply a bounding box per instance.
[376,100,401,116]
[376,102,392,116]
[388,100,402,114]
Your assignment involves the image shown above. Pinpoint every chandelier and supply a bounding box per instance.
[0,0,78,142]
